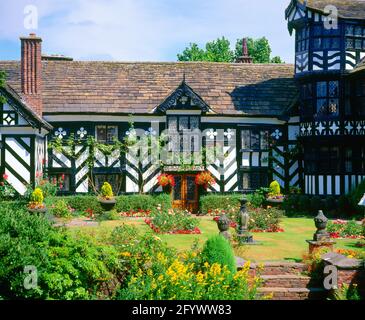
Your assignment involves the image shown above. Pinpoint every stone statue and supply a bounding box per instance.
[237,198,253,244]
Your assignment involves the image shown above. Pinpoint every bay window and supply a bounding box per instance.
[315,81,339,118]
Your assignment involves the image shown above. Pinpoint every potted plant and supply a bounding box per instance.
[195,171,216,193]
[157,173,175,193]
[27,188,47,214]
[98,182,116,211]
[266,180,284,204]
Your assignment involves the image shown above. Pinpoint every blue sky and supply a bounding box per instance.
[0,0,295,63]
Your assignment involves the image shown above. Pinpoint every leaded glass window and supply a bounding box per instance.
[96,125,118,143]
[315,81,339,118]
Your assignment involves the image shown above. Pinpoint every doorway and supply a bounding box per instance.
[172,174,199,213]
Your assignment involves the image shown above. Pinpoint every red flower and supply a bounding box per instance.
[157,174,175,187]
[195,171,216,188]
[2,173,8,181]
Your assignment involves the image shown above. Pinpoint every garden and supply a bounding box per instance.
[0,172,364,300]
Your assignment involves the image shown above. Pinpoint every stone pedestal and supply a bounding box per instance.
[306,240,336,254]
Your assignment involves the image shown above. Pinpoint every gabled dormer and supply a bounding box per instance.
[155,80,211,114]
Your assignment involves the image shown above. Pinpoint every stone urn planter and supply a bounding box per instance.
[98,198,116,211]
[27,206,48,215]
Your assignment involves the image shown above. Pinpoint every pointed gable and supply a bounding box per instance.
[155,80,211,114]
[0,84,52,131]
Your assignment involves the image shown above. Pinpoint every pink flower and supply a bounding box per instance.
[2,173,8,181]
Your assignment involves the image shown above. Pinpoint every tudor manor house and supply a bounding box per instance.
[0,0,365,212]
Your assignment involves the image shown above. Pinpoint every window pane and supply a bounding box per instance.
[190,116,199,130]
[331,38,340,49]
[317,82,327,98]
[346,38,354,49]
[173,176,182,200]
[168,117,178,131]
[179,116,189,131]
[313,38,322,50]
[241,130,250,149]
[242,173,249,190]
[251,131,260,150]
[323,38,331,49]
[107,126,118,142]
[346,25,354,36]
[313,26,322,36]
[328,99,339,116]
[96,126,107,142]
[329,81,339,97]
[316,99,327,115]
[260,131,269,150]
[355,26,362,36]
[355,39,362,49]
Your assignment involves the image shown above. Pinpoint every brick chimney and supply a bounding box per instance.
[236,38,253,63]
[20,33,43,116]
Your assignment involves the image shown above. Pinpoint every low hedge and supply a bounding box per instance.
[45,193,172,215]
[199,194,242,215]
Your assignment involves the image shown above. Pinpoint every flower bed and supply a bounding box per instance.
[327,220,364,239]
[120,209,152,217]
[212,216,237,228]
[145,219,201,234]
[144,209,201,234]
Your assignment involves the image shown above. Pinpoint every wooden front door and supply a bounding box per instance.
[172,174,199,213]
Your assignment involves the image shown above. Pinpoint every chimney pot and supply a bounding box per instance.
[236,37,253,64]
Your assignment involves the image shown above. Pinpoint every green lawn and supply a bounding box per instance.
[67,217,362,263]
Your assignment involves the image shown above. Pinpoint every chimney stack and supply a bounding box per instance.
[20,33,43,116]
[236,38,253,64]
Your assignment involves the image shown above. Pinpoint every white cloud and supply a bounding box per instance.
[0,0,294,62]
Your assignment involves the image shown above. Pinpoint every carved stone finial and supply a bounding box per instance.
[313,210,330,241]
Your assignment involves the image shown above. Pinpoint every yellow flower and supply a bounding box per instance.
[121,251,131,257]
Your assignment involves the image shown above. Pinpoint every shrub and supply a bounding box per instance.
[46,194,172,217]
[148,209,200,233]
[199,194,241,215]
[246,188,269,208]
[116,194,172,213]
[97,209,121,221]
[269,180,281,196]
[0,206,121,299]
[248,207,283,231]
[117,259,261,300]
[50,199,73,218]
[327,220,363,238]
[201,235,236,274]
[100,182,114,199]
[310,196,322,212]
[0,174,18,200]
[31,188,44,205]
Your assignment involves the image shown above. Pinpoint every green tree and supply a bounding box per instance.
[235,37,274,63]
[178,37,234,63]
[177,43,206,61]
[178,37,283,64]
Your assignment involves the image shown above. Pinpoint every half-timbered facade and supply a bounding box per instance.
[1,0,365,210]
[286,0,365,196]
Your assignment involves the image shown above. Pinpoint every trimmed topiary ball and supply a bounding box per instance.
[201,235,236,274]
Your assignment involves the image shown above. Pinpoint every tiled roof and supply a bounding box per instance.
[0,61,298,117]
[298,0,365,19]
